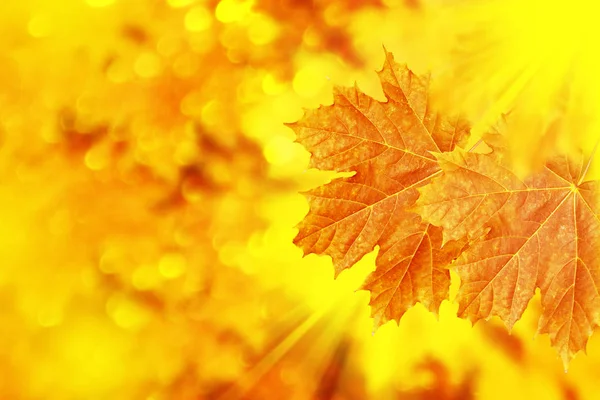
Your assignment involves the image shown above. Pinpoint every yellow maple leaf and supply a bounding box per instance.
[416,145,600,369]
[290,51,469,326]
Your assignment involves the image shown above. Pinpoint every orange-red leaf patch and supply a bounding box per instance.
[289,52,469,326]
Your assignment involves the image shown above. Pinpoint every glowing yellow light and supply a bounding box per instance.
[167,0,197,7]
[134,52,162,78]
[215,0,251,23]
[219,25,242,50]
[263,136,295,165]
[174,140,199,165]
[159,253,187,279]
[248,15,279,45]
[28,15,52,38]
[132,265,162,290]
[41,124,60,143]
[107,296,149,330]
[432,0,600,169]
[293,67,325,98]
[86,0,116,7]
[218,242,244,267]
[84,145,109,171]
[4,0,593,397]
[185,6,212,32]
[261,73,286,95]
[52,318,129,393]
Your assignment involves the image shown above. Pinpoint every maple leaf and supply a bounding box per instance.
[415,147,600,367]
[289,52,470,326]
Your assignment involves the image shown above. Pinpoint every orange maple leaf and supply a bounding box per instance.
[289,52,469,326]
[415,147,600,368]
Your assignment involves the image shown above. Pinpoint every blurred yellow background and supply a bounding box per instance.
[1,0,600,399]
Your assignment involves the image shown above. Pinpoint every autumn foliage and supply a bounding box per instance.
[291,51,600,368]
[6,0,600,398]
